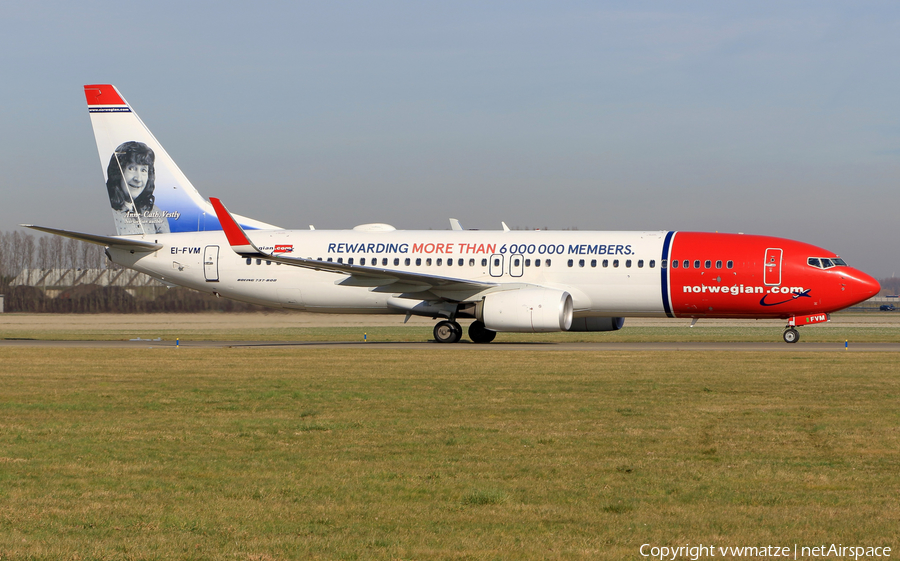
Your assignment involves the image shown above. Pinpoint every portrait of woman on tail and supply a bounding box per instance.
[106,140,170,234]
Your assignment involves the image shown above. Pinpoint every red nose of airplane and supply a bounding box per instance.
[850,269,881,301]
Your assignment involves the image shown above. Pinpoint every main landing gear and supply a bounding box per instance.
[783,327,800,344]
[433,320,462,344]
[432,320,497,344]
[468,321,496,344]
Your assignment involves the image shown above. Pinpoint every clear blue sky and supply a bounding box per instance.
[2,1,898,277]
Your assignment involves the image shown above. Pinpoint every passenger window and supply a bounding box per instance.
[426,258,432,266]
[493,258,500,266]
[693,260,700,269]
[416,258,422,266]
[591,259,597,267]
[391,258,397,266]
[525,259,531,267]
[650,260,656,268]
[578,259,584,267]
[246,258,251,265]
[683,260,689,268]
[337,258,343,264]
[405,258,410,266]
[348,258,354,265]
[316,258,322,262]
[808,257,821,268]
[715,260,722,269]
[447,258,453,266]
[613,259,619,268]
[482,258,488,266]
[327,258,333,262]
[602,259,608,268]
[726,260,733,269]
[469,259,475,266]
[637,260,643,268]
[535,259,541,267]
[704,260,711,269]
[625,259,632,268]
[567,259,574,267]
[671,260,678,268]
[266,261,271,265]
[437,258,443,266]
[257,259,262,265]
[546,259,551,267]
[458,259,464,266]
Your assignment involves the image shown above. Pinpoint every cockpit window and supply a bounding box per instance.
[808,256,845,269]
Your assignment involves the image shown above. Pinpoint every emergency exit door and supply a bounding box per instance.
[204,245,219,282]
[489,254,504,277]
[764,248,782,285]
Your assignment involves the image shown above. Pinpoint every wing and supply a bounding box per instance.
[21,224,162,252]
[209,198,498,296]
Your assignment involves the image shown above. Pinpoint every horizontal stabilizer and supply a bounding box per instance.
[20,224,162,252]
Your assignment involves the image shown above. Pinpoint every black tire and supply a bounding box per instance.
[783,328,799,344]
[468,321,497,344]
[434,320,462,343]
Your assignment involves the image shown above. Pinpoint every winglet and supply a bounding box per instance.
[209,198,262,255]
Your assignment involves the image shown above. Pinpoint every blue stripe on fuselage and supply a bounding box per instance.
[661,231,675,318]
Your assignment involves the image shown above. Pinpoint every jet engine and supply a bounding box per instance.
[477,288,574,332]
[568,317,625,332]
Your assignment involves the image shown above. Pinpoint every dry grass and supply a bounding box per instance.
[1,348,898,559]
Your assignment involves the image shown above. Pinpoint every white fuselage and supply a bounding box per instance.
[113,229,671,317]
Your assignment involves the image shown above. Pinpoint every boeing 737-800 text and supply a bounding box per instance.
[23,85,880,343]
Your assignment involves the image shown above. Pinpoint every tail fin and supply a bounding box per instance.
[84,84,279,236]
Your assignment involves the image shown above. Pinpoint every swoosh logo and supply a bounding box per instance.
[759,289,812,307]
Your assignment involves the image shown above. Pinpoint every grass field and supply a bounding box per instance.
[1,345,899,559]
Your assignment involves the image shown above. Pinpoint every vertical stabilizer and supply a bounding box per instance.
[84,84,279,235]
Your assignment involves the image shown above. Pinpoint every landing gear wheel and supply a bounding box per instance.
[783,328,800,344]
[468,321,497,344]
[434,320,462,343]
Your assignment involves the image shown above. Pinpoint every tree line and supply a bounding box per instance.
[0,230,269,313]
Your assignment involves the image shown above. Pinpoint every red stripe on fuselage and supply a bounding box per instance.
[667,232,872,319]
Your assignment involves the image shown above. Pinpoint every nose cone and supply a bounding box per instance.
[850,269,881,301]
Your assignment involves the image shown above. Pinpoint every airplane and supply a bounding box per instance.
[23,84,881,344]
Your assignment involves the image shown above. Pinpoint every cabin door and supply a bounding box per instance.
[763,248,782,286]
[204,245,220,282]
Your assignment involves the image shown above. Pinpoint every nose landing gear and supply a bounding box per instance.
[782,327,800,344]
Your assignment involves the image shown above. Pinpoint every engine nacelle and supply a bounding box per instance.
[477,288,574,332]
[568,316,625,332]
